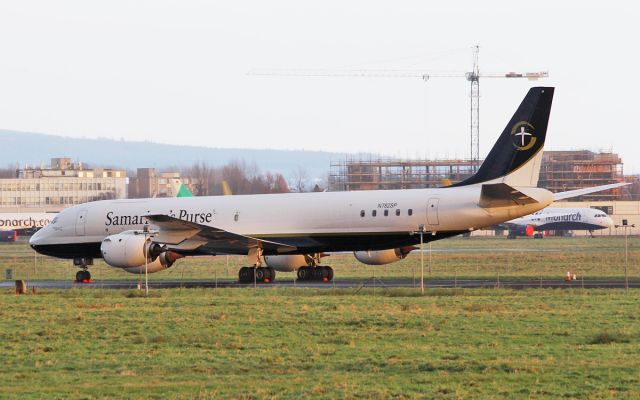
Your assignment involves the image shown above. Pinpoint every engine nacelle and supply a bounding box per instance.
[526,225,535,236]
[353,246,416,266]
[100,231,181,273]
[263,255,311,272]
[122,252,178,274]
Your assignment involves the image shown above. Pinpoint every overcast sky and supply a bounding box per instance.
[1,1,639,173]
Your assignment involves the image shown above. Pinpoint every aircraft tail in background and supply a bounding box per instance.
[169,179,193,197]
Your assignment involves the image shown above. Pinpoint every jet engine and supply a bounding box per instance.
[353,246,417,266]
[100,231,182,274]
[121,254,179,274]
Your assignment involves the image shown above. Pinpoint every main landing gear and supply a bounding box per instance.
[73,257,93,283]
[238,266,276,284]
[297,266,334,282]
[238,248,277,284]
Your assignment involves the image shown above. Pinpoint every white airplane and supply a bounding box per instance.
[0,213,57,242]
[0,180,193,243]
[29,87,626,283]
[505,207,614,238]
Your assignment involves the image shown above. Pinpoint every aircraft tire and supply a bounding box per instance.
[76,270,91,283]
[297,267,310,281]
[318,266,333,282]
[239,267,252,283]
[325,266,334,281]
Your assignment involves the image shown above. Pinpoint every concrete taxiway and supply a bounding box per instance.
[2,278,639,290]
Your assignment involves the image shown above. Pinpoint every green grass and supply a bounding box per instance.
[1,236,638,282]
[1,288,639,399]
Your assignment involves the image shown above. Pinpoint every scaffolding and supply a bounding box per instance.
[539,151,625,201]
[329,158,475,191]
[329,150,632,201]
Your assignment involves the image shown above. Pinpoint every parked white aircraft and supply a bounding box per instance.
[505,207,614,238]
[0,213,56,231]
[29,87,625,283]
[0,213,57,241]
[0,180,192,243]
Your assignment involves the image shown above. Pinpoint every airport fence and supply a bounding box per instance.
[1,236,638,288]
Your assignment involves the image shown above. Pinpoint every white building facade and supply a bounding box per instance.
[0,158,127,212]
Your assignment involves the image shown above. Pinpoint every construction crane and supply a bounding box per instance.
[250,45,548,169]
[463,45,548,170]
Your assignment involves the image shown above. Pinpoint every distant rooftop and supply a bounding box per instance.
[17,158,126,179]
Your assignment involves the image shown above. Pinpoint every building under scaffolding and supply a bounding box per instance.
[329,150,634,201]
[328,158,475,191]
[538,151,625,200]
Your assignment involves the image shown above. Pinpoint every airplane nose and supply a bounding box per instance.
[29,225,48,247]
[30,225,57,256]
[29,229,41,246]
[605,217,614,228]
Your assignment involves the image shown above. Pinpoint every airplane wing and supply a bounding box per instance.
[553,182,630,201]
[144,214,298,254]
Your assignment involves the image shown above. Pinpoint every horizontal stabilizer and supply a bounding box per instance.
[479,183,538,208]
[553,182,630,201]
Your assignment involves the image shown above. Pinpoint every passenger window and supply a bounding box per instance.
[395,209,400,216]
[384,210,388,217]
[372,210,377,217]
[408,209,413,216]
[360,210,365,217]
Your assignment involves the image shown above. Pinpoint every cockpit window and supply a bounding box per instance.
[51,217,58,224]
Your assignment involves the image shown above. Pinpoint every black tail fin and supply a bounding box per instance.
[452,87,554,187]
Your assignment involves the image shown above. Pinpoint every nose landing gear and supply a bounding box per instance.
[75,269,92,283]
[73,258,93,283]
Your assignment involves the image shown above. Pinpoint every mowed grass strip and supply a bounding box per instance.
[2,236,639,282]
[1,288,639,399]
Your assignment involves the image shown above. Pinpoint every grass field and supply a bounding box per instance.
[1,288,639,399]
[1,236,638,283]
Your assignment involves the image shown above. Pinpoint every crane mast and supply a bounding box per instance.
[468,45,480,171]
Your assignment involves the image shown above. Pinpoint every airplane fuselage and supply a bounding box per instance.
[31,185,553,259]
[507,207,613,232]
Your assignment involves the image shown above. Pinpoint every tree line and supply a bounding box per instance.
[179,160,294,196]
[0,160,317,196]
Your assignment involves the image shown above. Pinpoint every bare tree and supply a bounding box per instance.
[291,165,308,193]
[0,164,17,178]
[181,159,292,195]
[273,174,290,193]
